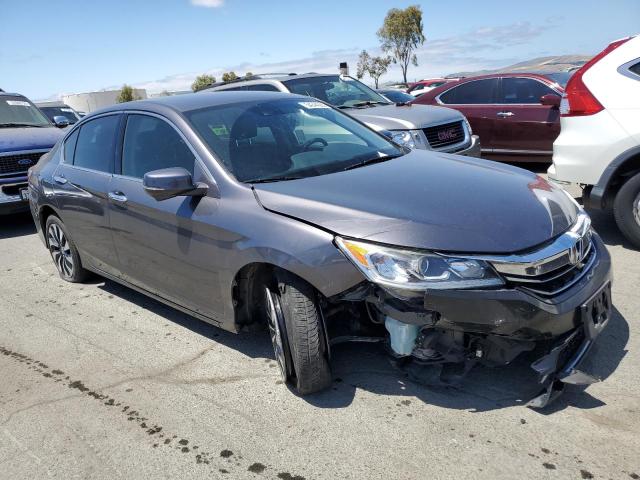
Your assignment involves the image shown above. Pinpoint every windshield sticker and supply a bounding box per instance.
[209,124,229,136]
[299,101,330,109]
[61,108,74,112]
[6,100,31,107]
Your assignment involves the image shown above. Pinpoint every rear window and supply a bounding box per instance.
[439,79,498,104]
[73,115,119,173]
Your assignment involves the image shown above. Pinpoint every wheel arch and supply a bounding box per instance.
[231,262,331,330]
[588,146,640,209]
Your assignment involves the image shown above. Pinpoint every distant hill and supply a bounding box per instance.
[448,55,592,77]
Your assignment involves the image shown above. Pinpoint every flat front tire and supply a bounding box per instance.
[269,271,332,395]
[45,215,89,283]
[613,173,640,249]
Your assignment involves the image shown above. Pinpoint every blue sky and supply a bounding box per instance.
[2,0,638,100]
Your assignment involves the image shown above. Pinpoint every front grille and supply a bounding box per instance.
[501,239,596,298]
[423,121,465,149]
[0,151,45,177]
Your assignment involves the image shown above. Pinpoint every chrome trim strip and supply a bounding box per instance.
[449,213,592,277]
[0,149,49,158]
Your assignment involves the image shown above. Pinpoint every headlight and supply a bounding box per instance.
[389,130,425,150]
[336,237,504,290]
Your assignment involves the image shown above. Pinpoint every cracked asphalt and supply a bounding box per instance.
[1,179,639,479]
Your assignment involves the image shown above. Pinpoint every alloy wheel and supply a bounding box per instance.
[48,223,74,277]
[634,192,640,227]
[265,287,288,380]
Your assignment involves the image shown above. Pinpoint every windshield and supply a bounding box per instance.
[39,106,80,124]
[186,98,403,182]
[283,75,390,109]
[0,96,51,127]
[378,90,414,103]
[544,72,573,88]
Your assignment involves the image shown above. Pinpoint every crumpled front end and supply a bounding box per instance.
[330,216,613,409]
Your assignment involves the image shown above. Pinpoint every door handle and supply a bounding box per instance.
[108,191,128,205]
[497,111,514,117]
[53,175,67,185]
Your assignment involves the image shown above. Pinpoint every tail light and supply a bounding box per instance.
[560,37,632,117]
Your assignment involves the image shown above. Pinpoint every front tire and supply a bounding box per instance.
[267,272,332,395]
[613,173,640,249]
[45,215,89,283]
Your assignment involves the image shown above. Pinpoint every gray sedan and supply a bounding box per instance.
[28,91,611,406]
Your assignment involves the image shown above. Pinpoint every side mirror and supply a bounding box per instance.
[540,94,561,108]
[53,115,70,128]
[143,167,208,201]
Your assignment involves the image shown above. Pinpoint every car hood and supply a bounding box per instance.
[345,104,462,131]
[0,126,65,154]
[254,151,579,254]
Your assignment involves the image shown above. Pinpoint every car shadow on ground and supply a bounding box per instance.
[0,212,36,239]
[97,277,629,414]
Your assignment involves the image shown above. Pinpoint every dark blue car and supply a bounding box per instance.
[0,92,66,215]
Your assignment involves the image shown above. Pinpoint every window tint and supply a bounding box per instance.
[439,79,498,104]
[630,62,640,76]
[73,115,119,172]
[247,84,280,92]
[63,129,79,163]
[122,114,195,178]
[499,78,556,104]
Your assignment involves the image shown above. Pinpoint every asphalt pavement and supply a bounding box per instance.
[0,179,639,479]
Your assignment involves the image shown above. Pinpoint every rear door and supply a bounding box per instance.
[107,112,223,319]
[490,77,561,157]
[53,114,121,275]
[437,78,499,150]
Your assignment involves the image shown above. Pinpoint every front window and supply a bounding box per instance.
[186,98,403,183]
[0,96,51,127]
[499,78,558,104]
[39,106,80,124]
[283,75,390,109]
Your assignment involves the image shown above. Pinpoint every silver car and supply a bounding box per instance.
[205,73,481,156]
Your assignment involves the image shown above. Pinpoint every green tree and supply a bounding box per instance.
[356,50,392,88]
[245,71,255,79]
[117,84,140,103]
[191,74,216,92]
[356,50,371,80]
[377,5,425,83]
[222,71,238,82]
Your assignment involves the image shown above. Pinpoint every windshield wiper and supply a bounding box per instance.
[343,154,401,171]
[338,101,389,109]
[0,123,47,128]
[246,175,306,184]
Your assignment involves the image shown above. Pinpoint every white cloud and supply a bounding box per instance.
[54,20,560,98]
[190,0,224,8]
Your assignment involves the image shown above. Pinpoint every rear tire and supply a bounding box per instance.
[45,215,89,283]
[273,271,332,395]
[613,173,640,249]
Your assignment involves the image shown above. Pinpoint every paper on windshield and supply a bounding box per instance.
[6,100,31,107]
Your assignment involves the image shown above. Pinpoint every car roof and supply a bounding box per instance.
[0,92,27,98]
[447,72,558,83]
[93,91,310,116]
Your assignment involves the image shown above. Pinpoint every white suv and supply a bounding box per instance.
[548,35,640,247]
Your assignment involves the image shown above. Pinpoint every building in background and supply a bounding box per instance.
[62,89,147,113]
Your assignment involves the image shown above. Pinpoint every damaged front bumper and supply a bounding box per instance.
[363,232,613,408]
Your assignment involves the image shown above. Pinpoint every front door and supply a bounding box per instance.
[436,78,500,151]
[107,113,224,320]
[53,114,121,275]
[490,77,561,158]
